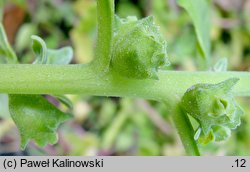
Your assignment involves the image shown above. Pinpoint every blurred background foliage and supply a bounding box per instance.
[0,0,250,155]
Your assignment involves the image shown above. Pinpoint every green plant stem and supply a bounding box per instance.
[1,65,250,155]
[0,64,250,100]
[171,103,200,155]
[93,0,114,72]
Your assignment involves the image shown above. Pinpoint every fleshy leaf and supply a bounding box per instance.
[181,78,244,144]
[31,35,73,64]
[0,23,18,64]
[9,95,71,149]
[111,16,169,79]
[31,35,48,64]
[47,47,73,64]
[177,0,211,60]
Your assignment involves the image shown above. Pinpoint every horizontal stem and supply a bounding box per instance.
[0,65,250,102]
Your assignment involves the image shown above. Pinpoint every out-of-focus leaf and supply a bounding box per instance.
[73,0,96,22]
[15,24,38,52]
[9,95,71,149]
[177,0,211,61]
[70,0,97,64]
[70,29,93,64]
[244,3,250,33]
[34,0,74,27]
[116,2,141,18]
[98,100,116,128]
[102,110,129,150]
[9,0,26,8]
[47,47,73,65]
[101,99,132,150]
[64,133,99,156]
[170,27,196,64]
[0,1,3,22]
[0,94,10,119]
[152,0,169,25]
[115,124,134,152]
[212,58,228,72]
[0,23,18,63]
[53,95,73,109]
[230,29,244,68]
[138,139,160,155]
[131,112,161,155]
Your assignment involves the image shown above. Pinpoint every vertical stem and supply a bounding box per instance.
[93,0,114,72]
[172,103,200,156]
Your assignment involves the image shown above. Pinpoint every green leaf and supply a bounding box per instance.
[47,47,73,64]
[0,23,18,63]
[15,24,38,52]
[212,58,228,72]
[9,95,71,149]
[0,94,10,119]
[31,35,73,64]
[31,35,48,64]
[0,3,3,22]
[0,25,72,149]
[53,95,73,109]
[177,0,211,61]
